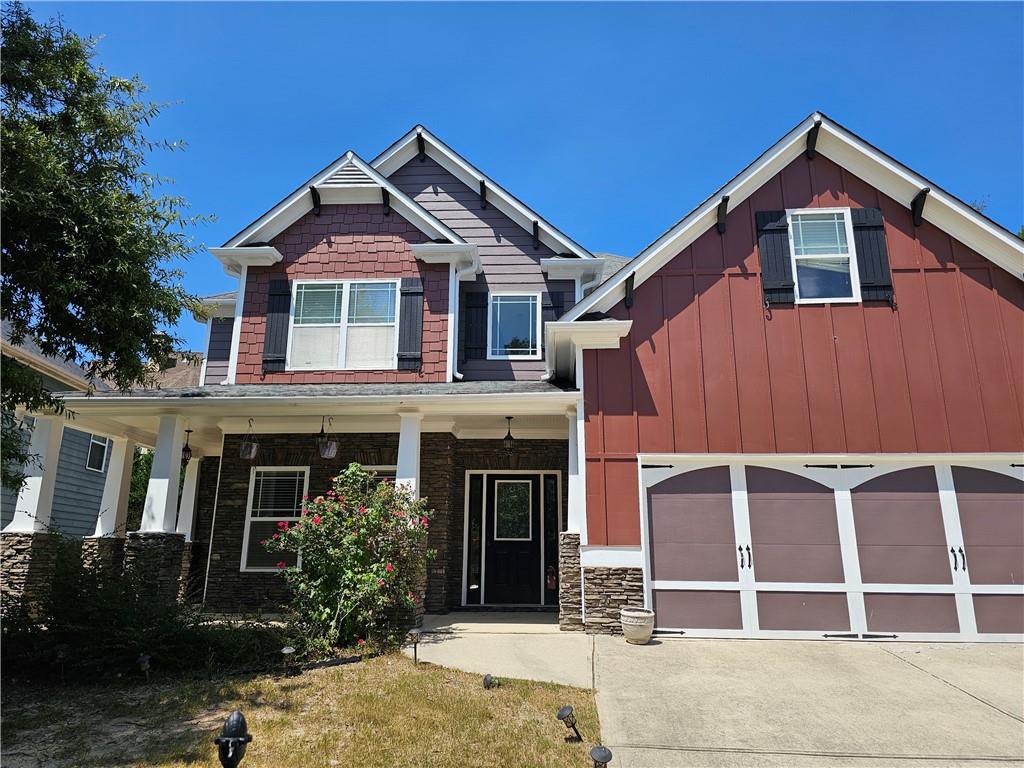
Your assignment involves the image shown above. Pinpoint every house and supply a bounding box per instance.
[12,114,1023,641]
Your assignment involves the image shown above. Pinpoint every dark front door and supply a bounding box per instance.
[484,474,542,604]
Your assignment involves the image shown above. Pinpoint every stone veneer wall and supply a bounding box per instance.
[450,439,569,611]
[80,536,125,574]
[582,567,645,635]
[0,532,62,612]
[558,532,583,630]
[123,532,187,604]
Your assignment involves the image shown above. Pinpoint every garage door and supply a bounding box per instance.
[643,460,1024,641]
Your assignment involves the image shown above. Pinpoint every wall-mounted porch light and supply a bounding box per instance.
[315,416,338,459]
[503,416,515,453]
[239,419,259,461]
[181,429,193,467]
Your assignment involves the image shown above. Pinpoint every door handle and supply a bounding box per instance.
[950,547,958,571]
[738,545,745,569]
[746,545,753,569]
[958,547,968,572]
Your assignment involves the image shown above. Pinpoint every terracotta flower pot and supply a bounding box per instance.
[619,605,655,645]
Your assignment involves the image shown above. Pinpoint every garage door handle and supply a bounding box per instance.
[950,547,958,571]
[738,546,745,569]
[745,545,753,569]
[958,547,967,572]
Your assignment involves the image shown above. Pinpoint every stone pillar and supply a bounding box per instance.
[583,567,645,635]
[0,531,62,613]
[396,411,422,498]
[92,437,134,538]
[176,457,201,541]
[5,415,64,533]
[123,531,186,604]
[558,532,584,631]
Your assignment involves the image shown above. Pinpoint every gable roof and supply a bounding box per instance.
[222,151,464,248]
[565,112,1024,320]
[371,125,594,260]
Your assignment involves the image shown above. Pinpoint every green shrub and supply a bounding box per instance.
[264,463,434,655]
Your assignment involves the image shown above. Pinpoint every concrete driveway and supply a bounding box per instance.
[595,637,1024,767]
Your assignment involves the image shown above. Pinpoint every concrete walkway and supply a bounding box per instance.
[406,614,1024,767]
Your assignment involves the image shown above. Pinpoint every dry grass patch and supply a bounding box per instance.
[1,654,600,767]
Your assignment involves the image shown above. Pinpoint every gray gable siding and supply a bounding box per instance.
[389,157,578,381]
[203,317,233,385]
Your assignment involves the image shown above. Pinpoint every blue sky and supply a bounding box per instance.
[27,1,1024,350]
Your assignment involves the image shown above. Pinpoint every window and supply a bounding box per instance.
[494,480,532,540]
[241,467,309,571]
[85,435,109,472]
[288,281,398,370]
[488,293,540,359]
[787,208,860,303]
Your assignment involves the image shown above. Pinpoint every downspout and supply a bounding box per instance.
[450,253,480,381]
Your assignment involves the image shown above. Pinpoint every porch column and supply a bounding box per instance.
[566,404,587,541]
[175,457,201,541]
[6,415,64,533]
[396,411,423,498]
[140,415,185,533]
[91,437,135,537]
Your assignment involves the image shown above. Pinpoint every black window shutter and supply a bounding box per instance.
[397,277,424,371]
[755,210,795,305]
[462,291,488,361]
[262,279,291,373]
[850,207,894,303]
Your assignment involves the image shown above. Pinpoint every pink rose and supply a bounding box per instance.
[259,539,267,546]
[385,563,395,573]
[277,521,289,530]
[312,515,321,525]
[378,579,385,587]
[272,533,280,540]
[420,516,428,526]
[357,638,365,646]
[276,561,286,569]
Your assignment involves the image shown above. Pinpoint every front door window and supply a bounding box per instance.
[494,480,532,540]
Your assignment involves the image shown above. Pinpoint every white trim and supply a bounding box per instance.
[202,432,226,605]
[225,266,246,385]
[486,292,542,361]
[199,318,213,385]
[85,433,110,473]
[579,546,643,568]
[285,278,400,372]
[492,479,533,541]
[787,207,862,304]
[239,466,310,573]
[209,246,283,277]
[565,112,1024,321]
[371,126,593,260]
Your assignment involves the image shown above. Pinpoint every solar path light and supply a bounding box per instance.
[557,705,582,742]
[590,745,614,767]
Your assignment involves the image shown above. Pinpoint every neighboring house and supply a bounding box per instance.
[1,322,114,537]
[36,114,1023,642]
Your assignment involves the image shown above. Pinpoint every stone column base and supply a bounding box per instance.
[123,532,186,604]
[558,532,583,631]
[0,531,62,614]
[81,537,126,574]
[583,567,645,635]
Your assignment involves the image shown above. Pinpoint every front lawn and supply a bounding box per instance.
[1,654,601,767]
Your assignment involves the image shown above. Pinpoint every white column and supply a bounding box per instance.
[396,411,423,498]
[140,415,185,533]
[566,405,587,541]
[91,437,135,538]
[175,457,201,541]
[5,415,64,533]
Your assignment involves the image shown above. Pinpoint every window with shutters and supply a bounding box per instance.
[487,293,541,360]
[787,208,861,303]
[287,280,399,370]
[241,467,308,572]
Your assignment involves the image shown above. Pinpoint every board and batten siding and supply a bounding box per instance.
[389,156,578,381]
[583,152,1024,546]
[0,426,108,536]
[203,317,233,385]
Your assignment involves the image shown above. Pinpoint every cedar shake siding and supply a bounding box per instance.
[234,204,449,385]
[389,157,577,381]
[203,317,233,385]
[584,153,1024,546]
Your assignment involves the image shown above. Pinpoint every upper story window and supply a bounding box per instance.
[787,208,861,304]
[85,434,109,472]
[288,280,398,370]
[488,293,541,360]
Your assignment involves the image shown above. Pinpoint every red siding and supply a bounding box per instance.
[235,204,449,384]
[584,154,1024,545]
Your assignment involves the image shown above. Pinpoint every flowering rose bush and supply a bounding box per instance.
[264,463,434,655]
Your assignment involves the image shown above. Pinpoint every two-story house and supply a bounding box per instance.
[20,114,1024,641]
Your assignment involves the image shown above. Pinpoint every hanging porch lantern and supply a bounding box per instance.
[315,416,338,459]
[503,416,515,453]
[239,419,259,461]
[181,429,194,467]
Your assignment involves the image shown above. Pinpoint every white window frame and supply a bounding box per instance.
[285,279,401,371]
[486,292,542,361]
[240,466,310,573]
[85,434,110,473]
[787,207,862,305]
[492,479,534,541]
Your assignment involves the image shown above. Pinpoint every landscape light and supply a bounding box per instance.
[590,745,613,767]
[557,705,582,742]
[214,709,252,768]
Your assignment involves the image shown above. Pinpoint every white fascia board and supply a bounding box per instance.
[545,319,633,381]
[566,113,1024,320]
[209,246,283,277]
[372,126,594,260]
[191,295,237,322]
[540,257,605,282]
[410,243,482,280]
